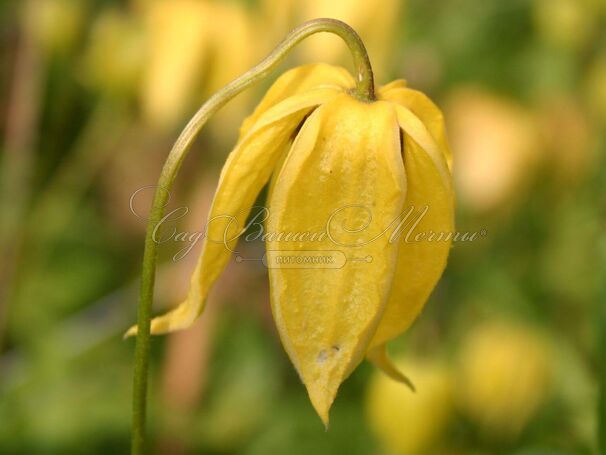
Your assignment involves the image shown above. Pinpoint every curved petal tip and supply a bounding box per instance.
[368,344,416,392]
[307,383,334,429]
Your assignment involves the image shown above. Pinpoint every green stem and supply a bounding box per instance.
[599,232,606,453]
[131,18,374,454]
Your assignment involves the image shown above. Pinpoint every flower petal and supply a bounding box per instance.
[266,94,406,425]
[378,79,407,92]
[126,87,342,337]
[368,109,454,350]
[394,105,452,190]
[367,344,416,391]
[240,63,355,136]
[379,85,453,171]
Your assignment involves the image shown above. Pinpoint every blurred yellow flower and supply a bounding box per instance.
[139,0,258,130]
[80,10,145,96]
[24,0,84,55]
[259,0,402,74]
[298,0,403,73]
[139,0,212,128]
[533,0,599,51]
[366,357,453,455]
[456,322,552,439]
[128,64,453,424]
[203,3,260,142]
[445,88,540,212]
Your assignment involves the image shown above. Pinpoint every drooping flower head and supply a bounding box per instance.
[128,63,454,425]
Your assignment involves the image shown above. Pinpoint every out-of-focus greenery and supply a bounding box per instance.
[0,0,604,453]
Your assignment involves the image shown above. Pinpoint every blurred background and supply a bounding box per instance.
[0,0,604,453]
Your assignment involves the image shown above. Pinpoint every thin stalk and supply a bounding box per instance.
[131,18,375,454]
[599,228,606,453]
[0,7,41,349]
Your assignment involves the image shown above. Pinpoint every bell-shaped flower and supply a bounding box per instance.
[128,63,454,425]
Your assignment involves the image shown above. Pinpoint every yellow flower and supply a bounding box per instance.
[456,322,552,439]
[139,0,259,130]
[445,88,540,212]
[24,0,85,55]
[80,9,145,96]
[128,63,454,424]
[366,357,453,455]
[258,0,402,74]
[139,0,211,127]
[533,0,599,51]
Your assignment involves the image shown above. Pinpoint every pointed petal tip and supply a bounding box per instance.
[306,384,336,430]
[320,413,330,431]
[312,400,331,430]
[385,365,416,393]
[124,326,137,339]
[368,344,416,392]
[402,376,417,393]
[123,305,193,339]
[386,365,417,393]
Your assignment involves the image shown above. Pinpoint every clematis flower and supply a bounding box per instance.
[456,322,551,439]
[367,357,453,455]
[140,0,258,130]
[128,63,454,425]
[259,0,402,75]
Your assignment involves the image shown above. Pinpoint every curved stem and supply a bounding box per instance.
[131,18,374,454]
